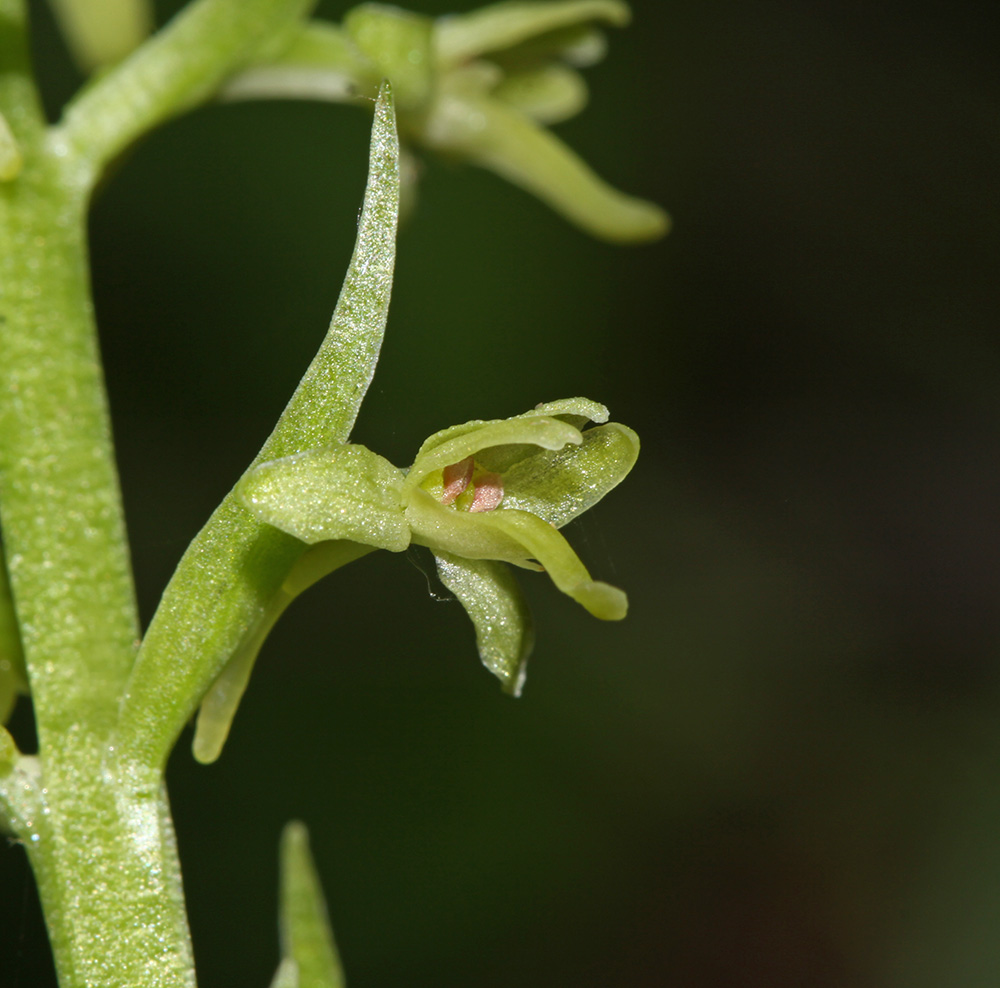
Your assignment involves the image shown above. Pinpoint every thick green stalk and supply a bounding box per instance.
[2,2,325,983]
[0,125,196,988]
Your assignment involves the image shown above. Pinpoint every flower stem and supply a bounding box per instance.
[0,123,197,988]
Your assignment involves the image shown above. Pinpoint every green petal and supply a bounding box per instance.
[434,551,533,695]
[494,64,588,124]
[406,416,582,491]
[275,822,345,988]
[408,494,626,619]
[499,422,639,527]
[422,88,668,243]
[435,0,630,68]
[345,3,434,112]
[239,444,410,551]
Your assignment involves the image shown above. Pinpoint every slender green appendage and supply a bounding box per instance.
[46,0,153,71]
[272,822,346,988]
[116,84,400,771]
[51,0,317,189]
[192,540,375,764]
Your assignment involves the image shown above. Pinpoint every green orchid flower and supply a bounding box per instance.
[222,0,668,243]
[238,397,638,696]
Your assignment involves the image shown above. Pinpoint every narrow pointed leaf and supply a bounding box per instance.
[277,822,345,988]
[240,444,409,549]
[117,84,400,770]
[499,422,639,527]
[424,89,667,242]
[435,0,630,68]
[435,551,534,695]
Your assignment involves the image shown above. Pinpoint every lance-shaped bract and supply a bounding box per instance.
[239,397,639,695]
[115,82,400,770]
[222,0,668,243]
[268,822,345,988]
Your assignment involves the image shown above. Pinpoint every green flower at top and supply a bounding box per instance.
[222,0,668,243]
[238,397,638,695]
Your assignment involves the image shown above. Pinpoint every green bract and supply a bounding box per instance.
[222,0,669,243]
[239,397,639,694]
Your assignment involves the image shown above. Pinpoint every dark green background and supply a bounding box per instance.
[4,1,1000,985]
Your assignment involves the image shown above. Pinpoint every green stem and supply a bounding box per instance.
[0,128,196,988]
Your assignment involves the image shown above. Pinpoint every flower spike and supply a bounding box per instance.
[239,397,637,694]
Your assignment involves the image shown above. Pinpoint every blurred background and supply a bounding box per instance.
[4,0,1000,985]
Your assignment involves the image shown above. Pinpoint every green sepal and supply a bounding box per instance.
[435,551,533,696]
[499,422,639,527]
[239,444,410,551]
[345,3,434,112]
[423,82,668,243]
[494,63,588,124]
[275,822,345,988]
[435,0,630,68]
